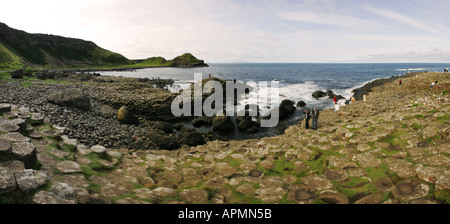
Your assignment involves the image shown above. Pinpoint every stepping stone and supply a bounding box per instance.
[0,139,12,160]
[12,142,37,169]
[0,118,20,132]
[319,190,349,204]
[32,191,77,204]
[179,189,208,203]
[0,167,17,194]
[61,138,77,151]
[55,161,82,173]
[14,169,50,193]
[49,182,76,199]
[30,113,44,125]
[5,132,30,142]
[41,129,61,138]
[90,145,106,155]
[29,131,42,139]
[3,112,18,119]
[0,160,25,173]
[0,103,11,113]
[12,119,27,132]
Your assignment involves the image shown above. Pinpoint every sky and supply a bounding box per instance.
[1,0,450,63]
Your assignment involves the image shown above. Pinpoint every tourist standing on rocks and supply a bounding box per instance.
[303,109,311,129]
[312,108,319,130]
[333,95,337,105]
[399,79,402,85]
[350,96,356,104]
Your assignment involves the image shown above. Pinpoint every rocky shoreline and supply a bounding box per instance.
[1,70,449,204]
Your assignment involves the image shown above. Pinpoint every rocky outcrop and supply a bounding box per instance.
[212,115,235,133]
[117,106,138,124]
[312,90,327,98]
[47,89,91,110]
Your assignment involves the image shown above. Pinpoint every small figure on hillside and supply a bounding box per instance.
[430,80,438,89]
[350,96,356,104]
[303,109,311,129]
[444,68,448,73]
[312,108,320,130]
[399,79,402,85]
[333,95,337,105]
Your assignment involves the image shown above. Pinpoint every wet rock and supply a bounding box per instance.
[148,130,180,150]
[0,167,16,194]
[14,169,50,193]
[11,142,37,169]
[296,101,306,108]
[278,99,296,119]
[192,116,213,127]
[312,90,327,98]
[179,128,204,146]
[212,115,234,133]
[47,88,91,110]
[153,121,173,133]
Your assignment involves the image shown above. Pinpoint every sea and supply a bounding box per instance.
[98,63,449,139]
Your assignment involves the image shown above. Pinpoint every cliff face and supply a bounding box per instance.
[0,22,133,67]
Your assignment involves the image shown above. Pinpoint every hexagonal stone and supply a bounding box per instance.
[0,160,25,173]
[11,142,37,169]
[55,161,82,173]
[5,132,30,142]
[302,175,333,191]
[49,182,76,199]
[179,189,208,203]
[90,145,106,155]
[286,186,316,204]
[392,180,429,201]
[14,169,50,193]
[41,129,62,138]
[11,119,27,132]
[354,193,382,204]
[0,103,11,113]
[30,113,44,125]
[32,191,77,204]
[0,139,12,160]
[319,191,349,204]
[0,167,17,194]
[0,118,20,132]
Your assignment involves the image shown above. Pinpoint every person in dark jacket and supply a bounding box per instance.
[303,109,311,129]
[312,108,320,130]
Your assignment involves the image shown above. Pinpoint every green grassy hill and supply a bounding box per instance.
[0,22,208,70]
[0,22,133,69]
[134,53,208,68]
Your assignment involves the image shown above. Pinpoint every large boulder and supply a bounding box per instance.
[237,116,258,133]
[312,90,327,98]
[192,116,213,127]
[296,101,306,108]
[212,115,235,133]
[47,88,91,110]
[117,106,139,124]
[12,142,37,169]
[279,99,296,119]
[153,121,173,133]
[14,169,50,193]
[11,69,24,79]
[179,128,204,146]
[0,167,16,194]
[148,130,180,150]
